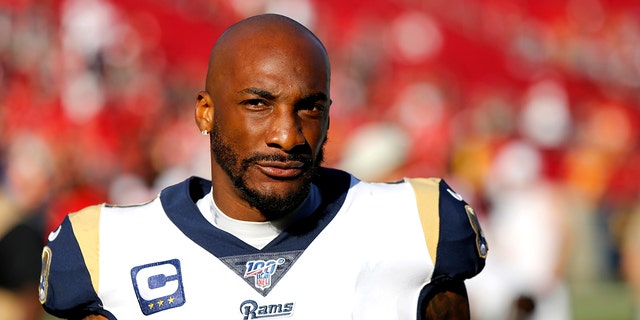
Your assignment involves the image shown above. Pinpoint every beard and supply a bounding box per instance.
[210,121,324,220]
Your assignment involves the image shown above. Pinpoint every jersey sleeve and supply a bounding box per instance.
[408,178,488,320]
[39,205,116,319]
[407,178,488,282]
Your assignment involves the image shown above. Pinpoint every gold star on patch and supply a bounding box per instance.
[148,303,154,309]
[157,300,164,307]
[168,297,175,304]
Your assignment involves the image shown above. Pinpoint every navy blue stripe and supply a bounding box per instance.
[265,168,352,251]
[161,177,257,256]
[161,168,352,258]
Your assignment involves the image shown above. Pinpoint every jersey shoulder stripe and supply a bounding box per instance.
[406,177,441,265]
[41,205,116,319]
[406,177,487,282]
[68,205,102,293]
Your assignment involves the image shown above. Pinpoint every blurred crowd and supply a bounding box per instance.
[1,0,639,319]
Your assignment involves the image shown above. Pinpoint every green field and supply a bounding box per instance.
[571,281,635,320]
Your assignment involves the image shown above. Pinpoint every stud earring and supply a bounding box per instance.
[201,130,208,135]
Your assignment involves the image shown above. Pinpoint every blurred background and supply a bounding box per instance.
[0,0,639,319]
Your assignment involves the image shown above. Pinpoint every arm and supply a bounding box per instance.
[421,280,470,320]
[407,178,486,319]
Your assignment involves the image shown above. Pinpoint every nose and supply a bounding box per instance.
[265,108,306,152]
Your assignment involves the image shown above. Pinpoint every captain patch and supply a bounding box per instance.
[131,259,186,315]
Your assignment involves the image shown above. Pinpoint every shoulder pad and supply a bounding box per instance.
[406,178,487,281]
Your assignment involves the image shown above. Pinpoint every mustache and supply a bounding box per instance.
[241,153,314,169]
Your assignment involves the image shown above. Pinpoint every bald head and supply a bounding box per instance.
[205,14,330,93]
[195,14,332,221]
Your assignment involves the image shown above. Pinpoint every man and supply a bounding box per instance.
[39,14,487,319]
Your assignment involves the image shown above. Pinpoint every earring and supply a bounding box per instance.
[201,130,208,135]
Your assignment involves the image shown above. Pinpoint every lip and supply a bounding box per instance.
[256,161,305,179]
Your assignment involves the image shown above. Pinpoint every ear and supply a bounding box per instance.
[195,90,214,133]
[326,99,332,130]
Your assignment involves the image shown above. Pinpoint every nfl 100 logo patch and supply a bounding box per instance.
[244,258,285,290]
[220,250,303,296]
[131,259,186,315]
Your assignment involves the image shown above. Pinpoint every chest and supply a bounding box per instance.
[96,194,432,319]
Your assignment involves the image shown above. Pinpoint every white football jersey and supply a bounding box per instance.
[40,168,487,319]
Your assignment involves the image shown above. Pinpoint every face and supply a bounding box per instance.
[205,30,331,220]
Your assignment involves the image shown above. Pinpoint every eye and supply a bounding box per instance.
[297,100,327,118]
[242,99,269,110]
[302,102,324,111]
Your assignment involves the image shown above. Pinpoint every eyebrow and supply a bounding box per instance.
[239,87,328,102]
[300,92,329,103]
[239,87,276,100]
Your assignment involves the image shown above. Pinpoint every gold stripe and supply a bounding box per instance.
[69,205,102,294]
[407,178,441,265]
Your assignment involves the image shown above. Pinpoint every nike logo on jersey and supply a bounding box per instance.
[447,188,463,201]
[48,225,61,242]
[131,259,186,315]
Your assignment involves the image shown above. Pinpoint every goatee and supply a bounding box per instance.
[210,122,324,220]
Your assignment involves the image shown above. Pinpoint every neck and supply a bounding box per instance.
[210,182,321,225]
[211,188,268,221]
[208,165,265,221]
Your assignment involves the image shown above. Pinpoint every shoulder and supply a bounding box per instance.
[44,203,107,271]
[66,204,103,231]
[406,177,488,281]
[41,204,107,318]
[160,176,211,210]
